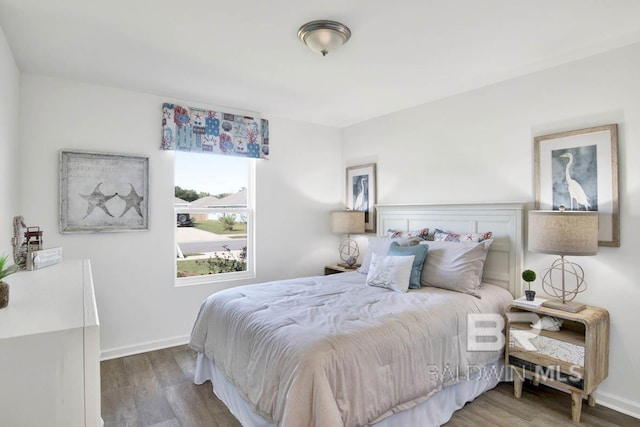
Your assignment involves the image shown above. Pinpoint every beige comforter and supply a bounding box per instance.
[190,272,512,427]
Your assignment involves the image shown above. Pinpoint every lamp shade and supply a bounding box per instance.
[331,211,365,234]
[528,210,598,256]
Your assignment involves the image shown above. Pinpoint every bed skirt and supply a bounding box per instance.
[195,352,506,427]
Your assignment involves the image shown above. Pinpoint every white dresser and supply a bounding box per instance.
[0,259,101,426]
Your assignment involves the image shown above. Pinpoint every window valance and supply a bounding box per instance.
[161,103,269,159]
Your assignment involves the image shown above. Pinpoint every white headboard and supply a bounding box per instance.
[376,203,525,297]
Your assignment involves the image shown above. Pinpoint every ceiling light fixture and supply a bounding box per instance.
[297,20,351,56]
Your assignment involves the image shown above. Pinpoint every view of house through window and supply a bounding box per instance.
[174,151,253,282]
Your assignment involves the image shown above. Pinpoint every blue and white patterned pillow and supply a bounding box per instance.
[433,229,492,242]
[386,228,429,240]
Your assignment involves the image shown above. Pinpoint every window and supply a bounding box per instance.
[174,152,254,285]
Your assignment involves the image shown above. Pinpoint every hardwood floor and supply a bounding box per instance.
[101,345,640,427]
[101,345,240,427]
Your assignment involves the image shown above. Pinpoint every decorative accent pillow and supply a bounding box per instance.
[358,237,419,274]
[366,253,415,293]
[386,228,429,240]
[419,240,493,297]
[433,229,493,243]
[387,241,429,289]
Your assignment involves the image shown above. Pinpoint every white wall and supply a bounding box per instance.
[341,43,640,417]
[0,26,19,257]
[17,74,342,357]
[10,21,640,418]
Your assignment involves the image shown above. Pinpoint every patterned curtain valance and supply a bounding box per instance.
[161,103,269,159]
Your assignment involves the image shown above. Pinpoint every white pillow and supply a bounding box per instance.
[366,253,415,293]
[358,237,418,274]
[419,240,492,297]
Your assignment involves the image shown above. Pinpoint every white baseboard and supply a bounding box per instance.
[596,390,640,420]
[502,378,640,420]
[100,335,190,361]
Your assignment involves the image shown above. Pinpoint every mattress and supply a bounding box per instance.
[190,271,513,427]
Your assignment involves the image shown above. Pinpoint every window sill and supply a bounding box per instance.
[175,270,255,287]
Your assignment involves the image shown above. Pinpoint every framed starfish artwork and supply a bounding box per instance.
[534,124,619,247]
[60,150,149,232]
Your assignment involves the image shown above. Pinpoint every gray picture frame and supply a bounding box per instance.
[60,150,149,233]
[346,163,377,233]
[534,124,619,247]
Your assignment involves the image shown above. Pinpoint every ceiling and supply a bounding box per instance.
[2,0,640,128]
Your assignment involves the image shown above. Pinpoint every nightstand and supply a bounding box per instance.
[505,303,609,422]
[324,264,359,275]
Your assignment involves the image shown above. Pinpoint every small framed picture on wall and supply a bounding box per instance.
[346,163,377,233]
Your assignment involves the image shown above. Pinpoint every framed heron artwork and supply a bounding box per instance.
[60,150,149,233]
[346,163,377,233]
[534,124,619,247]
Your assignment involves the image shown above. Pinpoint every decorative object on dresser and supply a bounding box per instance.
[528,208,598,312]
[506,303,609,423]
[522,269,537,301]
[12,215,29,268]
[346,163,377,233]
[13,216,64,271]
[28,247,64,270]
[0,254,18,309]
[331,210,365,267]
[534,123,619,247]
[12,215,44,269]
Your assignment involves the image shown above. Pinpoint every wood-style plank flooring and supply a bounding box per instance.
[101,345,640,427]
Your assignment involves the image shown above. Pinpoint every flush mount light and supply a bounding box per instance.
[297,20,351,56]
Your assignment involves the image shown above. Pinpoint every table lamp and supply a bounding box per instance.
[528,208,598,312]
[331,211,365,267]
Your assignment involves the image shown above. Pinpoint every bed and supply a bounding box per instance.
[190,203,525,427]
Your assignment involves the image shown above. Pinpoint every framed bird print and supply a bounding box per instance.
[60,150,149,233]
[346,163,377,233]
[534,124,619,246]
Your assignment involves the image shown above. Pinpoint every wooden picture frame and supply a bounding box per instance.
[534,124,619,247]
[60,150,149,233]
[346,163,377,233]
